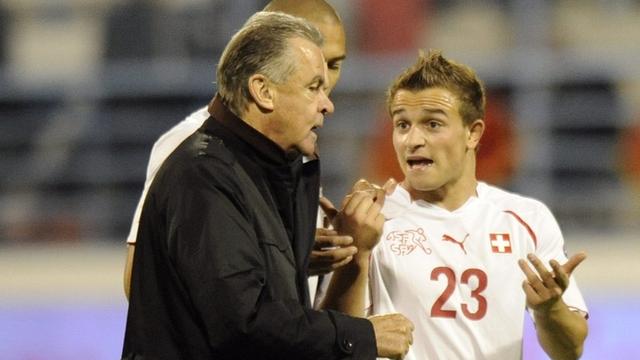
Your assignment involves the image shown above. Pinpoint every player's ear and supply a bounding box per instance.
[467,119,485,150]
[248,74,275,111]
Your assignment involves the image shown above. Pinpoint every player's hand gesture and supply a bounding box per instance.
[350,178,398,206]
[518,252,587,313]
[314,178,396,268]
[333,189,384,251]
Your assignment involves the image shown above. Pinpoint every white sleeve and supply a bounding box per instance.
[126,192,148,244]
[126,108,209,244]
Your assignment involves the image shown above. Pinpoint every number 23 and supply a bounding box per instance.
[430,267,488,320]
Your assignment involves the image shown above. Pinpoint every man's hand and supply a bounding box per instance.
[333,190,385,252]
[520,253,589,359]
[369,313,414,360]
[351,178,398,206]
[518,252,587,313]
[308,228,357,276]
[307,197,358,276]
[308,178,397,276]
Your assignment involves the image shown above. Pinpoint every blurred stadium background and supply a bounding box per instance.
[0,0,638,358]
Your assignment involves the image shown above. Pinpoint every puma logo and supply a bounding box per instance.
[442,234,469,254]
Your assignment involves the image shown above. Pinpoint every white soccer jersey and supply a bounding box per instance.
[369,183,587,360]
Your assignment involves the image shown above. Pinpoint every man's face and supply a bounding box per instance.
[269,37,334,156]
[391,87,475,193]
[315,21,346,95]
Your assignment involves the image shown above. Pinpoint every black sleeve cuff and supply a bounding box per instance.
[327,310,377,359]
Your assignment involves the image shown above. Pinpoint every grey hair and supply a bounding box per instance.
[217,11,324,116]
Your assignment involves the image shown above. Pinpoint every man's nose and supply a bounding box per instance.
[320,91,334,115]
[406,126,426,148]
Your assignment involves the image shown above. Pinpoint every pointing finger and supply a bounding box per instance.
[319,196,338,222]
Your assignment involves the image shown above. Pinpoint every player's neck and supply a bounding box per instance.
[405,176,478,211]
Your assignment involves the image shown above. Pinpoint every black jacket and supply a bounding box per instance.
[122,97,376,359]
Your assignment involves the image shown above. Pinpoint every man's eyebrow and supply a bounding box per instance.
[327,55,346,63]
[422,108,447,116]
[390,108,447,117]
[308,75,324,86]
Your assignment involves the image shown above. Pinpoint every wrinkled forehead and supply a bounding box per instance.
[390,88,459,115]
[288,37,327,75]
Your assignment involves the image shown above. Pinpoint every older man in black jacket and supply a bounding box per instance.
[122,11,413,360]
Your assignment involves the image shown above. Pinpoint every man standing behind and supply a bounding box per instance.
[122,11,413,360]
[323,50,588,359]
[124,0,356,301]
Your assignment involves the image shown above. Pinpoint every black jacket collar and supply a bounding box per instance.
[205,95,303,169]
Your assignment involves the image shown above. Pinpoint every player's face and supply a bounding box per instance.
[391,87,477,194]
[315,21,346,95]
[269,37,334,157]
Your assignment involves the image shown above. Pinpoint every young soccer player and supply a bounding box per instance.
[323,50,588,360]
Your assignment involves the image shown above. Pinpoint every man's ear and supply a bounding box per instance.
[467,119,485,150]
[248,74,275,111]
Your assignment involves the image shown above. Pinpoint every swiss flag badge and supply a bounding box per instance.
[490,233,512,253]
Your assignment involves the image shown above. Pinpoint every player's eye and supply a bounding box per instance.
[394,120,410,130]
[428,120,442,129]
[328,61,342,70]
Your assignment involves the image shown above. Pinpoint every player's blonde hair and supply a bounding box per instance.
[217,11,324,117]
[386,49,486,126]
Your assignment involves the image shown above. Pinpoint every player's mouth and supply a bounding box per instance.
[406,156,433,170]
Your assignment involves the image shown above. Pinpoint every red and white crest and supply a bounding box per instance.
[489,233,512,253]
[386,228,431,256]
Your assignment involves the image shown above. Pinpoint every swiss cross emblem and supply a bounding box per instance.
[490,233,512,253]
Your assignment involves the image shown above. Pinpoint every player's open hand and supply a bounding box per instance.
[518,252,587,313]
[369,313,414,360]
